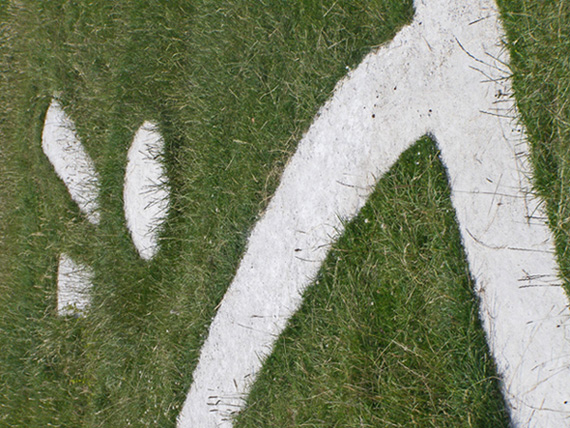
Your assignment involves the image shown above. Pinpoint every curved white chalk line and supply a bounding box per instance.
[178,0,570,427]
[124,121,170,261]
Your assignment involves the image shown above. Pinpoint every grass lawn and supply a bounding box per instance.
[0,0,568,426]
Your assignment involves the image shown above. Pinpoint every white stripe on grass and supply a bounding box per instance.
[178,0,570,427]
[42,99,100,225]
[124,121,169,260]
[42,99,99,318]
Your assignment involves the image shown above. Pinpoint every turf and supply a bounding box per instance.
[236,137,510,427]
[499,0,570,282]
[0,0,567,427]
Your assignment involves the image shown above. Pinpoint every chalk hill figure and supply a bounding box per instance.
[177,1,570,427]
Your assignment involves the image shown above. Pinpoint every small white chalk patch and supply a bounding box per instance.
[57,253,93,317]
[42,99,100,224]
[177,0,570,427]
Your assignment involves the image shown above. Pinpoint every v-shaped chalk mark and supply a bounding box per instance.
[178,1,570,427]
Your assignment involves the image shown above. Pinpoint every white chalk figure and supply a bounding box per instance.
[178,0,570,427]
[123,121,170,260]
[42,101,170,319]
[57,253,94,316]
[42,99,100,225]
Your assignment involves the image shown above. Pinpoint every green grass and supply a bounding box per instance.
[499,0,570,281]
[237,137,509,427]
[0,0,568,427]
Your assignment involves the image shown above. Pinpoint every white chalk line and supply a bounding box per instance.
[124,121,170,261]
[38,2,570,425]
[177,0,570,427]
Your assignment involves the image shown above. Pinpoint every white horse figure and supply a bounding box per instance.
[178,0,570,426]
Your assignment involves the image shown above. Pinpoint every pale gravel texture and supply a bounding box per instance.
[178,0,570,426]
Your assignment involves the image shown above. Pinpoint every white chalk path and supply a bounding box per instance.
[124,121,170,260]
[42,102,169,317]
[178,0,570,427]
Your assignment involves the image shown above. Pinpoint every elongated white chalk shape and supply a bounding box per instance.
[42,99,100,224]
[178,0,570,427]
[123,121,169,260]
[57,253,93,316]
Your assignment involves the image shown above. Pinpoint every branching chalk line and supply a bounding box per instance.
[42,102,169,315]
[177,0,570,427]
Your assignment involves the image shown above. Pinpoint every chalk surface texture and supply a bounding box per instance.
[178,0,570,427]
